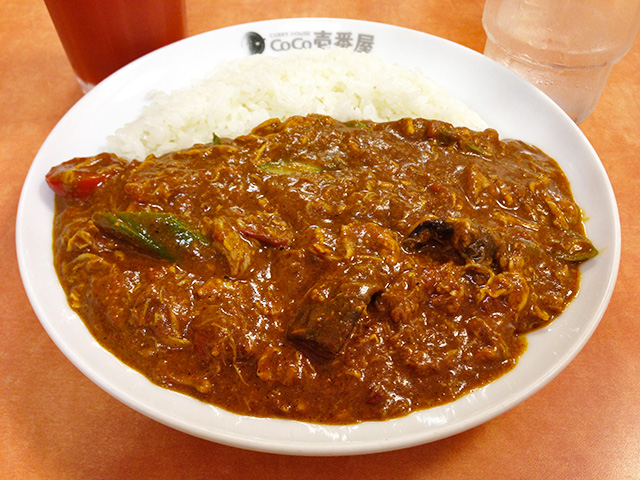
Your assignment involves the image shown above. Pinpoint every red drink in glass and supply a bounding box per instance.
[45,0,186,93]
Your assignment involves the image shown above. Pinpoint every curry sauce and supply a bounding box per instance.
[48,115,596,424]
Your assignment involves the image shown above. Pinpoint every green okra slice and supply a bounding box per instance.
[93,211,208,262]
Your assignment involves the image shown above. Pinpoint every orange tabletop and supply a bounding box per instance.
[2,1,639,478]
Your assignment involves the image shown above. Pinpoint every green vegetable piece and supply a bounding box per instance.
[555,230,599,262]
[212,133,222,145]
[93,211,209,262]
[556,242,599,262]
[428,123,458,145]
[258,159,323,175]
[464,142,487,155]
[345,120,370,128]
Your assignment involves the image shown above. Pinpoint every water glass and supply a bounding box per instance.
[482,0,640,123]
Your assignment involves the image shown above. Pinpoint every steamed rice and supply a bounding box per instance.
[107,48,487,160]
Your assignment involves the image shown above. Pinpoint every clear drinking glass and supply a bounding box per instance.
[45,0,187,94]
[482,0,640,123]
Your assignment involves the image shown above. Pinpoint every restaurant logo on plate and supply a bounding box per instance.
[243,30,375,55]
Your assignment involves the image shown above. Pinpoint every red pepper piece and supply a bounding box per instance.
[45,152,126,200]
[238,226,290,247]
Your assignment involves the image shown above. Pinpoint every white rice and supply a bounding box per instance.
[107,48,487,160]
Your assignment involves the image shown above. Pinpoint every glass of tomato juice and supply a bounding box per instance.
[44,0,186,93]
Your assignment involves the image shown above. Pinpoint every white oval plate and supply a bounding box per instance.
[16,18,620,456]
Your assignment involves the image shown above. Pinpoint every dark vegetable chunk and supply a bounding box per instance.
[287,257,390,358]
[404,216,501,267]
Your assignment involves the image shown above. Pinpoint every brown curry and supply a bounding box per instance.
[46,115,596,424]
